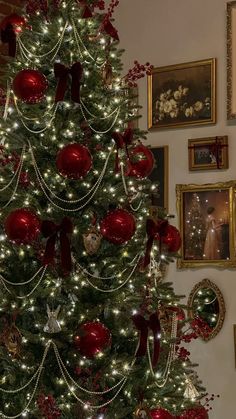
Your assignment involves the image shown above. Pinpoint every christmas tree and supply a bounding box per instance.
[184,193,206,260]
[0,1,214,418]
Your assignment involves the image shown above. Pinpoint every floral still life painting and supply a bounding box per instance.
[148,59,216,129]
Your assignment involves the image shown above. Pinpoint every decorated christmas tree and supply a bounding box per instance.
[0,1,216,418]
[184,193,206,260]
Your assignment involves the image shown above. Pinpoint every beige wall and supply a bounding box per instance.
[116,1,235,418]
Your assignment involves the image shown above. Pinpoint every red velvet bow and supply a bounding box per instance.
[41,217,73,276]
[101,18,119,41]
[54,62,83,103]
[112,128,133,172]
[1,24,16,57]
[132,312,161,367]
[143,218,169,268]
[77,0,93,18]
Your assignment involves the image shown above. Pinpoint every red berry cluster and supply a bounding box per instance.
[105,0,120,19]
[124,61,154,87]
[176,346,190,361]
[180,331,198,343]
[203,393,220,412]
[26,0,60,16]
[191,316,212,339]
[37,394,61,419]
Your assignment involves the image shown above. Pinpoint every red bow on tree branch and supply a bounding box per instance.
[132,312,161,367]
[112,128,133,172]
[41,217,73,276]
[143,218,169,268]
[76,0,93,18]
[54,62,83,103]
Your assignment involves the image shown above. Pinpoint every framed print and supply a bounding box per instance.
[188,136,229,171]
[234,325,236,367]
[148,58,216,129]
[176,181,236,268]
[149,146,168,210]
[227,1,236,119]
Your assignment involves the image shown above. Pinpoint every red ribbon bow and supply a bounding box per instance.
[132,312,161,367]
[54,62,83,103]
[1,24,16,57]
[41,217,73,276]
[101,18,119,41]
[143,218,169,268]
[112,128,133,172]
[77,0,93,18]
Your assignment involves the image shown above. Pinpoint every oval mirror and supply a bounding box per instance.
[187,278,225,341]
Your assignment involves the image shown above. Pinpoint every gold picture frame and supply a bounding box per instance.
[149,145,169,210]
[148,58,216,129]
[176,181,236,268]
[188,136,229,171]
[188,278,226,342]
[234,325,236,367]
[227,1,236,119]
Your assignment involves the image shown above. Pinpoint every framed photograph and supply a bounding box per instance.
[176,181,236,268]
[227,1,236,119]
[188,136,229,171]
[148,58,216,129]
[149,146,169,210]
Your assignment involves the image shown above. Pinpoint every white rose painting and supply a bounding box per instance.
[148,59,216,129]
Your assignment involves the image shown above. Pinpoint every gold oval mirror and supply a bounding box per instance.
[187,278,225,341]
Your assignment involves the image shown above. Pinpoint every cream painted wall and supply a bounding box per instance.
[115,1,235,418]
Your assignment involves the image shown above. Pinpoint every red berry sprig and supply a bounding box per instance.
[124,61,154,87]
[176,346,190,361]
[105,0,120,19]
[91,0,105,10]
[203,393,220,412]
[37,394,61,419]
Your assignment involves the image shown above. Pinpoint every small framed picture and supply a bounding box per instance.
[148,58,216,129]
[188,136,229,171]
[176,181,236,268]
[149,145,169,210]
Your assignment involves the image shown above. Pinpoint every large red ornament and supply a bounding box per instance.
[150,408,173,419]
[5,208,41,245]
[56,143,92,180]
[0,14,26,34]
[13,69,48,104]
[127,144,155,178]
[159,225,181,253]
[179,406,209,419]
[74,322,111,358]
[100,209,136,244]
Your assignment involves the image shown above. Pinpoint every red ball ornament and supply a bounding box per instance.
[179,406,209,419]
[100,209,136,244]
[74,322,111,358]
[56,143,92,180]
[5,208,41,245]
[13,69,48,104]
[150,408,173,419]
[0,13,26,34]
[161,225,181,253]
[127,144,154,178]
[167,306,186,323]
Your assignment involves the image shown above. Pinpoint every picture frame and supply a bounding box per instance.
[227,1,236,119]
[176,181,236,268]
[234,325,236,367]
[148,58,216,129]
[149,145,169,210]
[188,136,229,171]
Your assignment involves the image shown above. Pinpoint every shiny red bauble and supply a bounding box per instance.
[167,306,186,323]
[0,13,26,33]
[5,208,41,245]
[100,209,136,244]
[74,322,111,358]
[179,406,209,419]
[56,143,92,180]
[13,69,48,104]
[127,144,154,178]
[162,225,181,253]
[150,408,173,419]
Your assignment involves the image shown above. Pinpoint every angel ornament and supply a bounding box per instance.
[44,305,61,334]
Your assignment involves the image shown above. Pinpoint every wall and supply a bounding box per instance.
[115,1,235,418]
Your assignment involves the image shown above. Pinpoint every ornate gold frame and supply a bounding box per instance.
[176,181,236,268]
[227,1,236,119]
[188,278,226,342]
[148,58,216,130]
